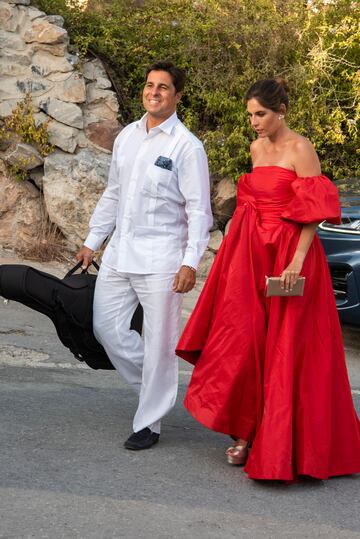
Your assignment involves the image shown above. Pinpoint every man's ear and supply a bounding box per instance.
[175,91,183,104]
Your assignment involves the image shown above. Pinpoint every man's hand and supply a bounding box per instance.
[76,245,94,269]
[172,266,196,293]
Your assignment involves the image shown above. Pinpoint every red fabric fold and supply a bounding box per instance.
[281,175,341,224]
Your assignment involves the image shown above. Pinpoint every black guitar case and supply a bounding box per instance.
[0,261,143,370]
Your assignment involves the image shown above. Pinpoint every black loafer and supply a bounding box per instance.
[124,427,160,450]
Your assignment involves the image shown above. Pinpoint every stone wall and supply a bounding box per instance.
[0,0,236,273]
[0,0,121,253]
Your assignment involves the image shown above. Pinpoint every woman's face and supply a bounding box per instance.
[247,98,282,138]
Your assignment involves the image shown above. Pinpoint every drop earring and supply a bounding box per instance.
[279,114,284,120]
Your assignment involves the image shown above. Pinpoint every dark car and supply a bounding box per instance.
[317,179,360,326]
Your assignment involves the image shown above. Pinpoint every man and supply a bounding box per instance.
[76,61,212,450]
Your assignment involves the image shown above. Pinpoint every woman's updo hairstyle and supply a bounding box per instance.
[245,78,289,112]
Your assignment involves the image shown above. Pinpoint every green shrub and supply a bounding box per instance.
[34,0,359,180]
[0,93,54,180]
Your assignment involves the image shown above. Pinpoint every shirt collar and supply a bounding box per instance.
[137,111,179,135]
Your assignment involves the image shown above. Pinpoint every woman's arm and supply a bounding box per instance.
[280,222,319,291]
[280,137,322,291]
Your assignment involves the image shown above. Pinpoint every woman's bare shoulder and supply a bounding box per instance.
[290,133,315,151]
[250,138,264,158]
[290,133,321,176]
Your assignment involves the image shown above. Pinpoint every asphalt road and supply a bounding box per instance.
[0,255,359,539]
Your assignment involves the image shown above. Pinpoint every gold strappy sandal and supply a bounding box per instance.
[226,442,248,466]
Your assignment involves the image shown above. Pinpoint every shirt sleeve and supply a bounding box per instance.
[178,146,213,269]
[84,135,121,251]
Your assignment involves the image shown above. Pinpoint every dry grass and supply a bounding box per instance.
[16,216,71,264]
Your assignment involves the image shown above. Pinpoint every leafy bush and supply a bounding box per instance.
[34,0,359,180]
[0,93,54,180]
[1,93,53,156]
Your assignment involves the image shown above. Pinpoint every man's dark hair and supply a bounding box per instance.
[145,61,186,93]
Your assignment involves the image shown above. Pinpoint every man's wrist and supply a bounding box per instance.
[182,265,197,273]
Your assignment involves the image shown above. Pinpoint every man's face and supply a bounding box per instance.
[143,70,182,121]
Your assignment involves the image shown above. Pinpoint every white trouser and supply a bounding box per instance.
[93,263,183,434]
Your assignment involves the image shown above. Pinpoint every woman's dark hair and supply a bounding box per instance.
[145,61,186,93]
[245,78,289,111]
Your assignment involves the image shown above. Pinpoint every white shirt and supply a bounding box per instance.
[84,112,213,273]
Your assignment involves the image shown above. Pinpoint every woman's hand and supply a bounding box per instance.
[280,256,304,292]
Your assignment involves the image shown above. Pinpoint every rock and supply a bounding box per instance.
[197,250,215,278]
[83,84,120,127]
[0,98,23,118]
[19,72,85,103]
[76,131,111,154]
[46,71,76,82]
[84,84,119,123]
[95,77,112,89]
[0,160,43,251]
[24,20,67,44]
[28,166,44,189]
[33,113,78,153]
[86,82,117,106]
[83,101,119,125]
[39,97,83,129]
[31,50,73,76]
[23,6,46,20]
[212,177,237,225]
[210,217,220,232]
[0,49,32,66]
[20,78,51,95]
[208,229,223,252]
[8,0,30,5]
[0,76,54,100]
[47,121,79,153]
[0,2,12,18]
[0,58,30,77]
[44,15,64,27]
[0,29,27,49]
[31,41,68,57]
[65,53,80,67]
[57,72,86,103]
[0,1,26,32]
[84,119,122,151]
[82,58,107,81]
[33,110,54,127]
[3,142,43,170]
[42,149,111,248]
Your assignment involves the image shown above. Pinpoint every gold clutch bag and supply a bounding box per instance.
[265,276,305,297]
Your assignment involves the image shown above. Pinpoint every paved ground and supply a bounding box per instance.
[0,251,359,539]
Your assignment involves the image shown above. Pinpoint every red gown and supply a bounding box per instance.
[176,166,360,481]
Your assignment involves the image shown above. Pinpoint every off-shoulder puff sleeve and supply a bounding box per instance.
[281,175,341,225]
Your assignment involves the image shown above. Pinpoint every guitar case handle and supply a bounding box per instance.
[65,260,100,279]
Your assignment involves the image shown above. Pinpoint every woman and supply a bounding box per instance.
[176,79,360,481]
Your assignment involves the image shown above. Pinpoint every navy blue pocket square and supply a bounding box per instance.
[154,156,172,171]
